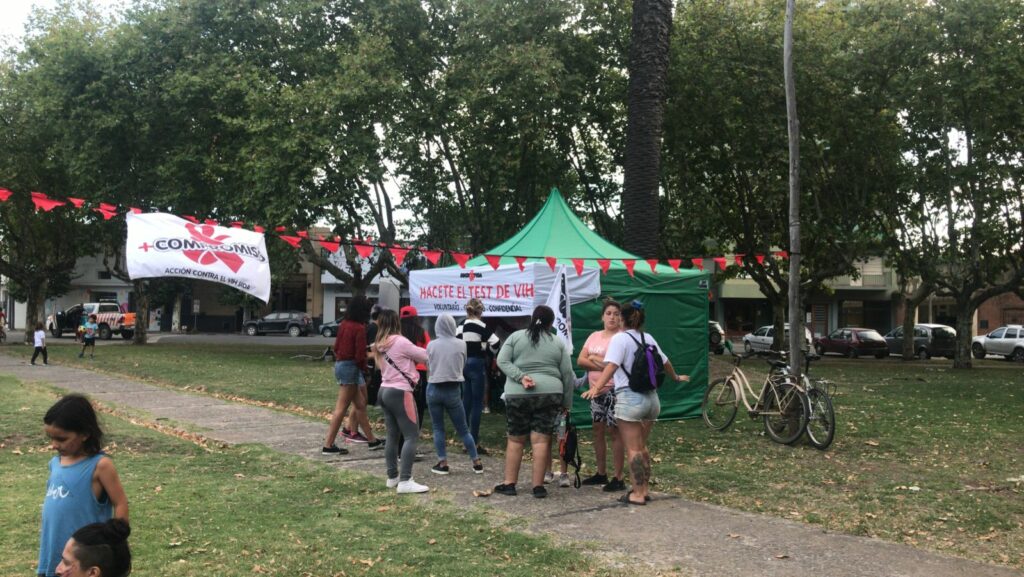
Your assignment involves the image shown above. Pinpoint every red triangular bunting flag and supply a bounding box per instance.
[713,257,728,271]
[334,236,341,242]
[668,259,681,273]
[279,235,302,248]
[597,259,611,274]
[99,203,116,212]
[354,243,374,259]
[30,192,65,212]
[68,197,85,208]
[391,247,410,267]
[572,258,585,276]
[734,254,744,266]
[484,254,501,270]
[274,226,286,233]
[623,259,636,277]
[130,207,142,214]
[230,221,244,228]
[253,225,265,233]
[515,256,528,271]
[691,257,704,271]
[775,250,789,260]
[204,219,218,226]
[545,256,558,271]
[755,254,765,265]
[422,249,442,266]
[297,230,308,239]
[0,188,12,201]
[95,208,117,220]
[182,215,198,223]
[318,240,340,253]
[646,259,659,273]
[451,252,471,268]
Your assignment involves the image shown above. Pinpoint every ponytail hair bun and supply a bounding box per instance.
[71,519,132,577]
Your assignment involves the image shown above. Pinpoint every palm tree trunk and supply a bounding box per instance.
[622,0,673,259]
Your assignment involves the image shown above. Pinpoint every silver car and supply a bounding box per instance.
[742,324,813,353]
[884,323,956,359]
[972,325,1024,361]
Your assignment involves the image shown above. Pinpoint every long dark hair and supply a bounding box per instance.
[71,518,132,577]
[344,295,372,324]
[44,394,103,455]
[527,305,555,345]
[400,317,425,345]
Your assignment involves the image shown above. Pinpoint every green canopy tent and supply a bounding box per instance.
[465,189,709,426]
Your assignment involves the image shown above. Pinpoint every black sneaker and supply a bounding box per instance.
[493,483,517,496]
[581,473,609,486]
[476,445,490,456]
[431,462,450,475]
[321,444,349,455]
[367,439,385,451]
[472,460,484,474]
[532,486,548,499]
[602,477,627,492]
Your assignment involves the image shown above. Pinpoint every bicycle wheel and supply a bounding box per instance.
[702,378,739,431]
[805,387,835,450]
[762,382,809,445]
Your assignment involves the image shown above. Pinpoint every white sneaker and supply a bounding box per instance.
[543,471,555,484]
[396,479,429,494]
[386,477,400,489]
[559,473,571,487]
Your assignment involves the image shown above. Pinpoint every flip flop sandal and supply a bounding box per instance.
[617,491,648,506]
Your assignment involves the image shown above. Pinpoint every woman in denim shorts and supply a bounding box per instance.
[582,301,689,505]
[321,296,382,454]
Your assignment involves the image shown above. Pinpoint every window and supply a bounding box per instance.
[990,328,1006,339]
[754,327,768,337]
[100,304,119,314]
[1005,328,1019,339]
[914,327,928,338]
[891,327,904,338]
[97,270,112,280]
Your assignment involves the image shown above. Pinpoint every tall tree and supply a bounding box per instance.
[622,0,673,258]
[662,0,909,343]
[898,0,1024,368]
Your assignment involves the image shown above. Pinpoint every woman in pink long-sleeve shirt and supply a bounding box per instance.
[372,309,430,494]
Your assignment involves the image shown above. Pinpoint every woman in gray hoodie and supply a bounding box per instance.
[426,314,484,475]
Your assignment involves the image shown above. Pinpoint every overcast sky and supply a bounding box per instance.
[0,0,123,48]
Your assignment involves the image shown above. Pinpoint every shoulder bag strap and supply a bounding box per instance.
[618,332,643,379]
[380,349,419,389]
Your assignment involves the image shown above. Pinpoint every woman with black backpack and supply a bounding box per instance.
[581,300,689,506]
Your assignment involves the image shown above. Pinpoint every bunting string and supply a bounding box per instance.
[0,187,790,276]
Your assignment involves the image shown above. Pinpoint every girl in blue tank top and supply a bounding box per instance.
[38,395,129,577]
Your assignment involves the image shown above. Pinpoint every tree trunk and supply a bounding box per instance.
[23,279,48,344]
[771,299,787,352]
[900,283,932,359]
[622,0,672,259]
[171,294,182,332]
[952,298,974,369]
[783,0,802,378]
[132,280,149,345]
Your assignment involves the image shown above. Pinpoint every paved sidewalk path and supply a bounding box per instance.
[3,354,1019,577]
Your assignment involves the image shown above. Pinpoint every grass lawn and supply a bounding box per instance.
[0,375,623,577]
[4,342,1022,569]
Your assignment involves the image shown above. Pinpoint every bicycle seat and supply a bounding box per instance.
[767,359,789,369]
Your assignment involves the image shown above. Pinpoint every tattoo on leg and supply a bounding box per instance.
[630,455,649,487]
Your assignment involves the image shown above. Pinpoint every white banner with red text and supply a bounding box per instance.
[126,212,271,302]
[409,262,599,317]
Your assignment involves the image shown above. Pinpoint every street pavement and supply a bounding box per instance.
[1,352,1019,577]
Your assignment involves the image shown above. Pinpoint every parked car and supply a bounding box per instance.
[243,311,311,337]
[971,324,1024,361]
[47,301,136,340]
[742,324,812,353]
[884,323,956,359]
[319,319,340,338]
[815,327,888,358]
[709,321,725,354]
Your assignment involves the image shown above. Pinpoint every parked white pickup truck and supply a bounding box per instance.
[47,301,136,340]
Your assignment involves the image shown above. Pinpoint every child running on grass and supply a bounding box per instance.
[78,314,98,359]
[31,321,48,365]
[38,394,129,577]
